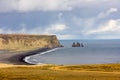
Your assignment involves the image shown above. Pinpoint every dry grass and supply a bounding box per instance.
[0,64,120,80]
[57,64,120,72]
[0,34,60,51]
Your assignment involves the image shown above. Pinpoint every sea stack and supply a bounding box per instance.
[72,42,84,47]
[72,42,76,47]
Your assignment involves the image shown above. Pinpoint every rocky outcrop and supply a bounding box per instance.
[72,42,84,47]
[0,34,60,51]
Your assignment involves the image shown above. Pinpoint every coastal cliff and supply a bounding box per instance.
[0,34,60,51]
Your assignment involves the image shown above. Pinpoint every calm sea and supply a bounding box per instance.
[25,39,120,65]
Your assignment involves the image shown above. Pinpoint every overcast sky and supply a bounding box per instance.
[0,0,120,39]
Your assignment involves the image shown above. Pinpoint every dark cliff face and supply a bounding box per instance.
[0,34,60,51]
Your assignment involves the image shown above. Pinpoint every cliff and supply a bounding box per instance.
[0,34,60,51]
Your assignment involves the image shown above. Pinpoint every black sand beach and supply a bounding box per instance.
[0,48,51,65]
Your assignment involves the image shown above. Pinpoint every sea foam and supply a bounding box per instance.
[24,48,59,64]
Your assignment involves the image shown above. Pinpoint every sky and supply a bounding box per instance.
[0,0,120,40]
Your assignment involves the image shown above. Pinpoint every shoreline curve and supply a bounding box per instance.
[24,48,59,65]
[0,48,55,65]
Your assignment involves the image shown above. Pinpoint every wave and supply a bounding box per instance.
[24,48,60,65]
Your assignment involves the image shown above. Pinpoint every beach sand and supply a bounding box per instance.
[0,48,50,65]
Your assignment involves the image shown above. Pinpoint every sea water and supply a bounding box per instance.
[25,39,120,65]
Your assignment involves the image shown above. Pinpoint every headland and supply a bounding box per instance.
[0,34,60,65]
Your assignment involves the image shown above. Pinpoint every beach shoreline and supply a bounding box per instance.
[0,48,51,65]
[1,48,120,80]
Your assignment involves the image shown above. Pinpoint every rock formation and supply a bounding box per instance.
[72,42,84,47]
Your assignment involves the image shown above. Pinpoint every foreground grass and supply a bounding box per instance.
[1,64,120,80]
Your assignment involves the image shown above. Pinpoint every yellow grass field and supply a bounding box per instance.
[1,64,120,80]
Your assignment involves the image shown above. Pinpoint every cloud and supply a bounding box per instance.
[0,25,27,34]
[0,0,118,12]
[0,28,4,33]
[0,23,69,39]
[0,0,120,39]
[0,0,72,12]
[0,28,25,34]
[57,34,75,40]
[86,19,120,34]
[0,23,40,34]
[58,12,63,20]
[43,23,67,34]
[97,8,118,18]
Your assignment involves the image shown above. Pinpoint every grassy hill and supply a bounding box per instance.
[0,34,60,51]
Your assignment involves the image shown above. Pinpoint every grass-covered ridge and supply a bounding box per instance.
[0,34,60,51]
[1,64,120,80]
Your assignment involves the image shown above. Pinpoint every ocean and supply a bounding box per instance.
[25,39,120,65]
